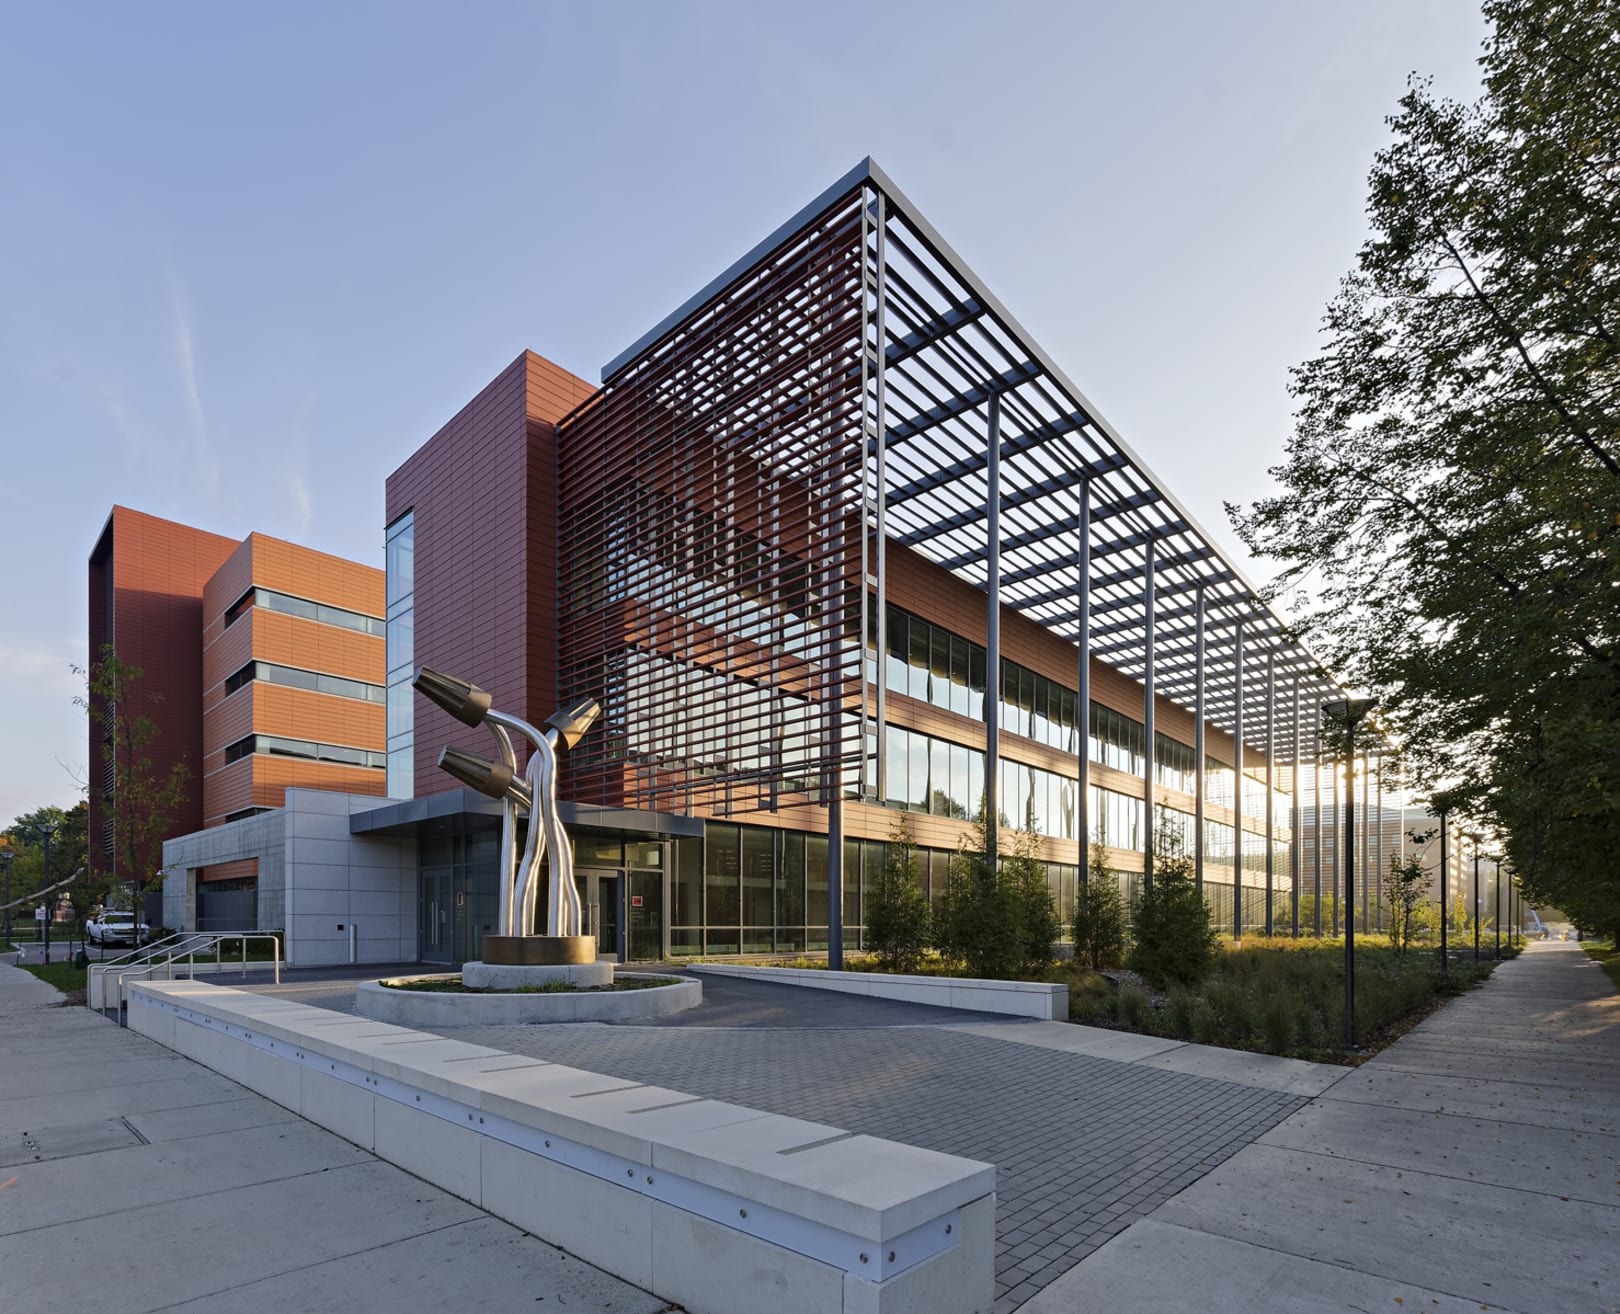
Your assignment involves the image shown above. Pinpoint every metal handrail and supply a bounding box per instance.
[89,932,211,1009]
[100,931,282,1022]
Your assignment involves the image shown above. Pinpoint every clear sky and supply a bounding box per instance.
[0,1,1488,825]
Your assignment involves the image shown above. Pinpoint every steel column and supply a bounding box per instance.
[872,192,889,806]
[1314,729,1324,935]
[1076,478,1091,882]
[1264,652,1275,936]
[1193,585,1205,892]
[828,796,843,968]
[1231,621,1244,940]
[1438,811,1449,972]
[1361,748,1372,933]
[1290,674,1301,937]
[984,390,1002,864]
[1143,538,1156,888]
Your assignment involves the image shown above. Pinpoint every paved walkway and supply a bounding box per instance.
[0,962,670,1314]
[413,984,1327,1309]
[1024,941,1620,1314]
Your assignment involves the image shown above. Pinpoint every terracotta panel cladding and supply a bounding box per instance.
[386,351,596,796]
[89,507,241,871]
[199,857,258,884]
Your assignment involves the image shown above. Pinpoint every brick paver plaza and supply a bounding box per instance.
[430,1002,1306,1309]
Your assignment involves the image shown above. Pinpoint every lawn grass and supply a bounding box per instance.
[1582,940,1620,994]
[17,961,88,994]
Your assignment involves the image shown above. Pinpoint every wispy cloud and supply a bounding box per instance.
[289,460,314,537]
[168,274,220,500]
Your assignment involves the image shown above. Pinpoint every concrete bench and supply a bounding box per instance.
[694,962,1068,1021]
[127,979,995,1314]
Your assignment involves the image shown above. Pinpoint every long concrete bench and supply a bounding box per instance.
[127,979,995,1314]
[694,962,1068,1021]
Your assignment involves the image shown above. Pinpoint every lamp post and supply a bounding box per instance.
[1435,808,1450,974]
[1469,834,1482,963]
[37,822,56,966]
[1493,855,1503,959]
[1323,697,1375,1049]
[1,849,13,950]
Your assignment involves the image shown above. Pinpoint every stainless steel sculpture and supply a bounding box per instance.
[414,667,600,946]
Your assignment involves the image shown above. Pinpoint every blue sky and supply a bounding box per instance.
[0,1,1488,824]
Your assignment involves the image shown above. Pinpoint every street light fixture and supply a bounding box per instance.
[1,848,13,950]
[1492,854,1503,959]
[36,822,56,966]
[1323,697,1375,1050]
[1468,833,1483,962]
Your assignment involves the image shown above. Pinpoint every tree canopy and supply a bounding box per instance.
[1230,0,1620,934]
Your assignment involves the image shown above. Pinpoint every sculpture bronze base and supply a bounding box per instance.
[482,934,597,966]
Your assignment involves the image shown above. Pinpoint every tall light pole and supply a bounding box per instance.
[1470,834,1482,962]
[1434,807,1450,974]
[37,822,56,966]
[1323,698,1375,1049]
[1,848,13,950]
[1493,854,1503,959]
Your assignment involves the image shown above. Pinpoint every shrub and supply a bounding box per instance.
[1117,985,1149,1028]
[1007,821,1063,973]
[865,814,932,973]
[1256,991,1298,1055]
[934,810,1024,979]
[1127,831,1219,988]
[1163,987,1197,1038]
[1073,844,1128,969]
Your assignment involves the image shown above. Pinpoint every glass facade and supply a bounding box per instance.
[385,512,414,798]
[869,602,1288,826]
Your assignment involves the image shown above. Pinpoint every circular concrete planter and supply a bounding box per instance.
[354,973,702,1027]
[462,960,613,990]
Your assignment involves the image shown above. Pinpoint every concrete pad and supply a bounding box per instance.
[944,1019,1185,1063]
[0,1071,246,1128]
[1325,1064,1620,1132]
[1135,1041,1345,1096]
[1152,1141,1619,1313]
[0,1116,374,1234]
[1259,1098,1620,1206]
[150,1213,667,1314]
[1019,1217,1502,1314]
[0,1159,482,1312]
[123,1093,298,1143]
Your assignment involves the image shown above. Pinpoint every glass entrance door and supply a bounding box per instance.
[576,867,623,961]
[421,869,452,964]
[628,869,663,961]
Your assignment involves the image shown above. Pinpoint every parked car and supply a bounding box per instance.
[86,911,150,946]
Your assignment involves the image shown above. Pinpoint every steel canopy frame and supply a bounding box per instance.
[572,157,1348,827]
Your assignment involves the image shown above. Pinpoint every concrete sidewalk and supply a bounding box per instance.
[0,962,670,1314]
[1026,941,1620,1314]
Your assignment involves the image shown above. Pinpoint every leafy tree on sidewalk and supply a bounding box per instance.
[1229,0,1620,942]
[76,645,189,914]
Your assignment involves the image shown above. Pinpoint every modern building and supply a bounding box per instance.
[162,158,1363,965]
[90,507,385,928]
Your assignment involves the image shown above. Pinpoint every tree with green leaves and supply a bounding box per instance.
[1128,814,1220,988]
[865,812,932,972]
[1383,832,1434,956]
[1006,814,1062,973]
[934,808,1023,979]
[1073,843,1128,969]
[1230,0,1620,941]
[76,645,189,911]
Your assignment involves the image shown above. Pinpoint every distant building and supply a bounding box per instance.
[89,507,384,926]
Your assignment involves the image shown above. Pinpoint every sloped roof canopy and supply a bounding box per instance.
[602,158,1346,763]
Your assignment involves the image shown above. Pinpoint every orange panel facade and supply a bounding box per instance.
[199,532,386,826]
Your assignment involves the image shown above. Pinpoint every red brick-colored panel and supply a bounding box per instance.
[199,857,258,884]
